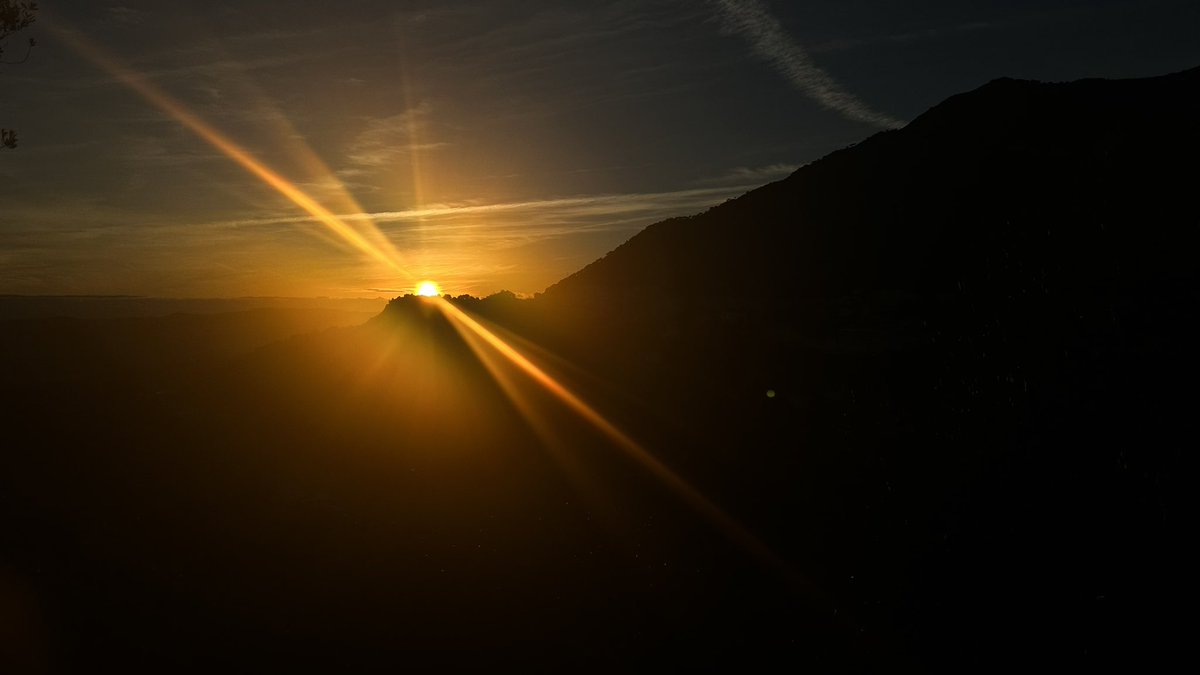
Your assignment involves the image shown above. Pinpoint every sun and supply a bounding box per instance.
[415,281,441,297]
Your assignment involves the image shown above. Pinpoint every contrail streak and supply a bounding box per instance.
[191,185,757,230]
[713,0,904,129]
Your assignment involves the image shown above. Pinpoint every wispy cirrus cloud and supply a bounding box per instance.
[711,0,904,129]
[343,103,448,170]
[104,6,146,26]
[193,184,757,246]
[696,162,799,186]
[0,184,759,296]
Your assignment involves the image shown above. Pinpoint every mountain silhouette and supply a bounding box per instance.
[3,68,1196,672]
[545,66,1200,303]
[449,66,1200,670]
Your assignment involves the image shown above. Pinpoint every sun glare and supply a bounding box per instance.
[416,281,441,297]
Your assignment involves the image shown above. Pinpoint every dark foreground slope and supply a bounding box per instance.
[4,300,842,672]
[3,69,1197,672]
[466,67,1200,668]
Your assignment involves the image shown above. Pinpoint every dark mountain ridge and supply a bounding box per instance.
[4,68,1197,672]
[545,66,1199,303]
[453,66,1198,668]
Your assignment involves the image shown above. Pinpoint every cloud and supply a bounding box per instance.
[344,103,448,169]
[117,133,222,167]
[711,0,904,129]
[696,162,799,186]
[182,184,758,248]
[105,6,146,26]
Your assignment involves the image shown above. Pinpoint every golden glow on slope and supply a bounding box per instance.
[415,281,441,297]
[57,28,412,281]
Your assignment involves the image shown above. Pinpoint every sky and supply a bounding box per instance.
[1,0,1198,298]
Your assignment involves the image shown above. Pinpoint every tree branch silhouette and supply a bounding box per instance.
[1,0,38,150]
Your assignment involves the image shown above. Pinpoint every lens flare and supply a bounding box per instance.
[431,297,801,585]
[55,27,412,281]
[58,22,805,593]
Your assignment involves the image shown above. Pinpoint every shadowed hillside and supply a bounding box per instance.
[448,66,1200,669]
[3,68,1196,672]
[547,67,1200,301]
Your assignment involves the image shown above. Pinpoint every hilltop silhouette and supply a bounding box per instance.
[3,68,1197,671]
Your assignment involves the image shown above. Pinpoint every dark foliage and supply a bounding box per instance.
[0,1,36,41]
[1,0,37,149]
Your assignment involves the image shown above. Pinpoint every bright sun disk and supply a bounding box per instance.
[415,281,441,297]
